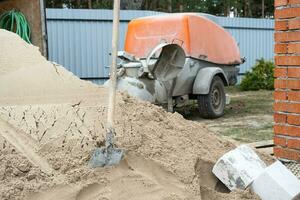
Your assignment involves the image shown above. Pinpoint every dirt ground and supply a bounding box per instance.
[178,86,274,144]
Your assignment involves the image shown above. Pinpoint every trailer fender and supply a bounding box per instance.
[193,67,229,94]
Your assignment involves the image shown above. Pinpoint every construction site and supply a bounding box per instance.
[0,0,300,200]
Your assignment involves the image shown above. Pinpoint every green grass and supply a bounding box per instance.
[224,86,274,118]
[222,124,274,143]
[179,86,274,143]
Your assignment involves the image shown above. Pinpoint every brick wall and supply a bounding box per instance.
[274,0,300,161]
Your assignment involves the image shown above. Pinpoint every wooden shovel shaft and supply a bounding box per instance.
[107,0,120,131]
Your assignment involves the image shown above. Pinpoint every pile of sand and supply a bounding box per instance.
[0,29,101,106]
[0,29,261,200]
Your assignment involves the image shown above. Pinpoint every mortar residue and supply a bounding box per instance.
[0,29,260,200]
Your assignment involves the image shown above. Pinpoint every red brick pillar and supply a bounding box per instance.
[274,0,300,161]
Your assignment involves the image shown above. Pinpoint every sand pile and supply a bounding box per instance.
[0,29,260,200]
[0,29,101,106]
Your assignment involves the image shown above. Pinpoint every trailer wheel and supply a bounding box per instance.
[197,76,225,119]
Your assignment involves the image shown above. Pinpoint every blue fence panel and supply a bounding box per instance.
[46,9,162,83]
[46,9,274,84]
[216,17,274,80]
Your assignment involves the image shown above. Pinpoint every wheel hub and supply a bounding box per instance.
[211,87,221,109]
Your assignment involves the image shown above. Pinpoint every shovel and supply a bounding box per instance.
[89,0,124,168]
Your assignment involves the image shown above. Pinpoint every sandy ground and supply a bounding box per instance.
[0,29,262,200]
[180,88,274,143]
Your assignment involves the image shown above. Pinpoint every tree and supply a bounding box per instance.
[45,0,274,18]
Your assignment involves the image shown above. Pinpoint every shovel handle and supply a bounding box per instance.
[107,0,120,131]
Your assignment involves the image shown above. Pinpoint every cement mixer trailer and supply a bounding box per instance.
[109,13,244,119]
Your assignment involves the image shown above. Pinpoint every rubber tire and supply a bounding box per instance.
[197,76,225,119]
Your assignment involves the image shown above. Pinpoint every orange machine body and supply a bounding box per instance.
[124,13,242,65]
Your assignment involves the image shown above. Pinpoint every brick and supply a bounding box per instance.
[286,126,300,137]
[288,68,300,78]
[289,0,300,5]
[275,7,300,19]
[288,103,300,113]
[288,43,300,53]
[288,138,300,150]
[274,90,287,100]
[289,19,300,30]
[287,79,300,89]
[274,102,287,112]
[274,113,287,123]
[274,147,300,161]
[274,68,287,77]
[275,32,300,43]
[274,79,287,88]
[275,0,288,7]
[288,91,300,101]
[287,114,300,125]
[275,43,288,54]
[275,56,300,65]
[274,136,287,147]
[275,20,288,31]
[274,102,300,113]
[274,124,287,134]
[274,125,300,137]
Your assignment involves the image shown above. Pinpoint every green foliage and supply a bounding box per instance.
[240,58,275,91]
[92,0,113,9]
[46,0,274,18]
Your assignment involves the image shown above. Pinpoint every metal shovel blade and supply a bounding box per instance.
[89,146,124,168]
[89,128,123,168]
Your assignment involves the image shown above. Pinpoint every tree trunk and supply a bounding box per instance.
[167,0,172,12]
[88,0,92,8]
[223,0,230,16]
[120,0,127,9]
[262,0,265,18]
[76,0,80,8]
[179,4,183,12]
[244,0,247,17]
[141,0,149,10]
[248,0,252,17]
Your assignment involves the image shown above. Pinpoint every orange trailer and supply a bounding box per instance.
[125,13,242,65]
[114,13,243,119]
